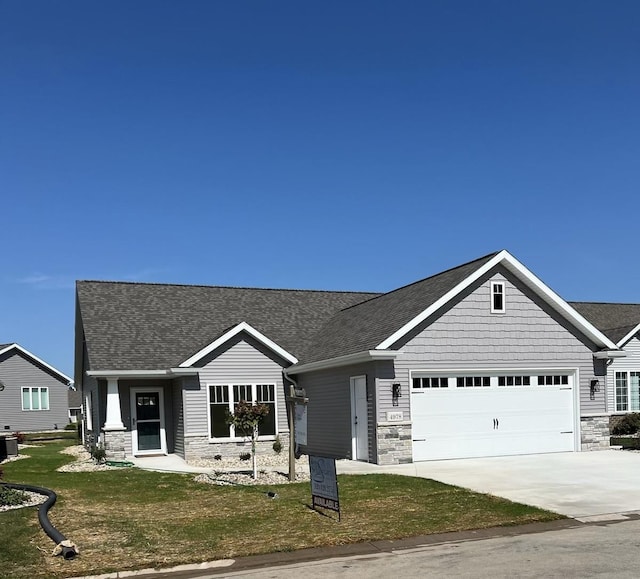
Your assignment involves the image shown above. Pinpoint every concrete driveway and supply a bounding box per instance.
[337,450,640,521]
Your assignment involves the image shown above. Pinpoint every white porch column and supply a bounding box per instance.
[103,377,125,430]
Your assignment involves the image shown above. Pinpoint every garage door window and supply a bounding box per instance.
[498,376,531,386]
[413,377,449,389]
[538,375,569,386]
[457,376,490,388]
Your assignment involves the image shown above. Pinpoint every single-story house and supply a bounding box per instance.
[74,250,638,464]
[0,343,73,432]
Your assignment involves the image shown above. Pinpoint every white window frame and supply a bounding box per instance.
[615,370,640,413]
[22,387,49,411]
[207,383,278,441]
[491,281,506,313]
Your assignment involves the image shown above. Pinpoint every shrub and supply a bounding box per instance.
[611,413,640,435]
[239,452,251,461]
[12,432,25,444]
[272,435,282,454]
[0,487,28,507]
[64,422,77,430]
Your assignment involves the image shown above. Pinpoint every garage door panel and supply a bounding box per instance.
[411,373,576,461]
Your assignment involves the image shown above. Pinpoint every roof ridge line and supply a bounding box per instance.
[76,279,380,296]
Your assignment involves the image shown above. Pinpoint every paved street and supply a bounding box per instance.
[206,516,640,579]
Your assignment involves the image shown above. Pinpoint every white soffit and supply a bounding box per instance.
[376,250,619,351]
[179,321,298,367]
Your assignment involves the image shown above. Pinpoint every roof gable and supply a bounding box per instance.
[179,321,298,366]
[0,343,72,385]
[297,250,618,365]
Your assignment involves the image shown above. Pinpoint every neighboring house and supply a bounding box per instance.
[0,343,73,432]
[68,386,82,423]
[569,303,640,418]
[74,250,634,464]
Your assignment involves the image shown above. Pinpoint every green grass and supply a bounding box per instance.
[0,441,563,579]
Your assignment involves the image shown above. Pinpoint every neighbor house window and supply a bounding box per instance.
[22,387,49,411]
[491,281,505,313]
[615,371,640,412]
[208,383,277,439]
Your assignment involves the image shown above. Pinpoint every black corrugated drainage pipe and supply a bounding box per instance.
[1,482,79,559]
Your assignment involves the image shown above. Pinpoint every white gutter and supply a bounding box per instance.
[286,350,399,375]
[87,368,200,379]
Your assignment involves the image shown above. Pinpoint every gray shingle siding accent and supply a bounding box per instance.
[299,253,499,363]
[185,337,288,438]
[76,281,377,371]
[173,381,185,458]
[394,273,605,416]
[0,350,70,432]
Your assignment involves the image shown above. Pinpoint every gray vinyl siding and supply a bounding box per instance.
[0,351,69,432]
[295,362,375,460]
[607,337,640,413]
[184,336,288,438]
[173,380,185,458]
[394,273,604,416]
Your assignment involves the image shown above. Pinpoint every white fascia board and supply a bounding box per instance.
[376,250,619,351]
[499,253,619,351]
[617,324,640,348]
[178,321,298,367]
[0,343,72,385]
[376,251,508,350]
[286,350,399,375]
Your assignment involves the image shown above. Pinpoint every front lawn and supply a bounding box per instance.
[0,441,563,578]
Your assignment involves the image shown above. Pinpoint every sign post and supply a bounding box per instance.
[286,384,308,481]
[309,455,341,521]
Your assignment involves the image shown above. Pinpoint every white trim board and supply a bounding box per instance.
[179,321,298,367]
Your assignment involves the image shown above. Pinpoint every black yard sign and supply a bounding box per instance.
[309,455,341,521]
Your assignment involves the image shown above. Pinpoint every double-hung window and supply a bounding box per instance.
[22,387,49,411]
[208,383,277,439]
[615,371,640,412]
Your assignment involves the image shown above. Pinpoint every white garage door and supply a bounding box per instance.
[411,372,576,461]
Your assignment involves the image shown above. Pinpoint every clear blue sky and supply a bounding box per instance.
[1,1,639,377]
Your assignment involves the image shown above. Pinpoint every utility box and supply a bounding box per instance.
[0,435,18,460]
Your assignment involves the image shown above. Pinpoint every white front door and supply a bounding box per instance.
[350,376,369,461]
[131,388,167,455]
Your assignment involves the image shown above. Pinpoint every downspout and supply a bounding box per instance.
[282,368,298,482]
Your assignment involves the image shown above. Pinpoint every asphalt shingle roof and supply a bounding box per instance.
[569,302,640,345]
[76,281,378,370]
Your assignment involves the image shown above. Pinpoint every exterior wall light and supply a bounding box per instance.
[590,379,601,400]
[392,383,401,406]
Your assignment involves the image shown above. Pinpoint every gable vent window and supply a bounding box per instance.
[491,281,505,313]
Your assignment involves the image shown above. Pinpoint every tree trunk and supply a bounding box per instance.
[252,426,258,479]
